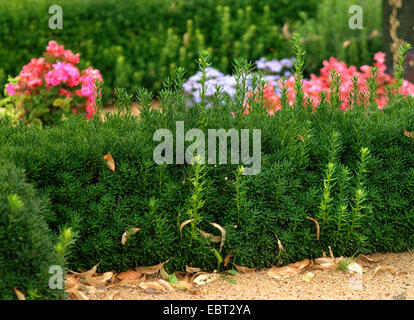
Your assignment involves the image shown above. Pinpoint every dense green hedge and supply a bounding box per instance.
[0,163,68,300]
[0,83,413,273]
[0,0,321,98]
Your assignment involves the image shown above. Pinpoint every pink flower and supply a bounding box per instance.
[44,62,80,87]
[6,83,17,96]
[5,40,103,120]
[46,41,65,57]
[246,52,414,113]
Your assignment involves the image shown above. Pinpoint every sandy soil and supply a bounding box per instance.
[79,251,414,300]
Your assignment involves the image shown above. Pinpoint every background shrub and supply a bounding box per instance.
[0,76,412,273]
[297,0,382,74]
[0,163,72,300]
[0,0,329,99]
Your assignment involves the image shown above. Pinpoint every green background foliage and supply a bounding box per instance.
[0,0,383,99]
[297,0,382,73]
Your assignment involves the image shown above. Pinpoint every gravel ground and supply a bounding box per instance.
[80,251,414,300]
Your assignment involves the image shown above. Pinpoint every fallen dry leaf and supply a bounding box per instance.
[197,228,221,243]
[13,288,26,300]
[172,280,192,291]
[67,287,89,300]
[209,222,226,252]
[234,264,257,273]
[274,234,286,265]
[370,266,398,279]
[121,227,141,245]
[193,273,219,285]
[179,219,194,238]
[306,217,320,240]
[85,271,114,287]
[159,265,170,280]
[70,262,100,278]
[223,252,232,267]
[359,254,381,263]
[139,281,166,292]
[65,274,81,289]
[314,257,335,265]
[158,279,174,291]
[135,259,170,275]
[289,259,311,270]
[314,262,337,271]
[186,266,201,274]
[103,154,115,172]
[116,270,143,281]
[267,266,302,280]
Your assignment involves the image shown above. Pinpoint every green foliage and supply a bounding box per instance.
[0,54,413,274]
[0,163,74,299]
[297,0,382,74]
[0,0,318,100]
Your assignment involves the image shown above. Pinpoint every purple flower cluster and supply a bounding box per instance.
[182,67,235,104]
[255,57,295,74]
[182,57,294,106]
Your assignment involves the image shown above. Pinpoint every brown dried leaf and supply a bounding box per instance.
[210,222,226,252]
[86,271,114,287]
[158,279,174,291]
[13,288,26,300]
[186,266,201,274]
[65,274,81,289]
[267,266,301,280]
[180,219,194,238]
[370,266,398,279]
[359,254,381,263]
[159,265,170,280]
[192,273,219,285]
[103,154,115,172]
[71,262,100,278]
[121,227,141,246]
[289,259,311,270]
[116,270,143,281]
[328,246,334,260]
[172,280,192,291]
[197,228,221,243]
[68,288,89,300]
[234,264,257,273]
[314,257,335,265]
[139,281,165,292]
[306,217,320,240]
[135,259,170,275]
[314,262,337,271]
[223,253,232,267]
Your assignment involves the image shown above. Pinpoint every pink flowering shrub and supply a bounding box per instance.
[251,52,414,114]
[2,41,102,125]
